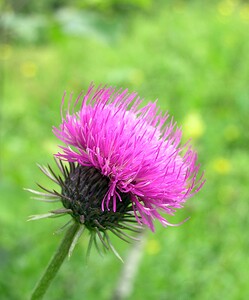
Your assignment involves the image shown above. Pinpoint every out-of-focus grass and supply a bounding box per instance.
[1,1,249,299]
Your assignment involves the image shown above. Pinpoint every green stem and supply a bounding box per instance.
[30,222,80,300]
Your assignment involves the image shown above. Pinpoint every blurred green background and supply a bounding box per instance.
[1,0,249,299]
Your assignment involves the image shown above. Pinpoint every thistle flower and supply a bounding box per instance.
[28,83,205,259]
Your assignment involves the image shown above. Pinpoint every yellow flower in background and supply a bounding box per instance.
[146,239,161,255]
[211,157,231,174]
[240,5,249,23]
[20,61,38,78]
[0,44,12,60]
[217,0,236,17]
[183,111,205,140]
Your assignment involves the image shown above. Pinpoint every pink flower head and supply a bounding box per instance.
[53,83,205,231]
